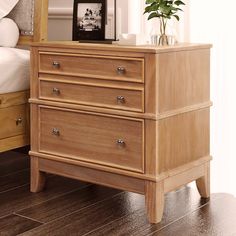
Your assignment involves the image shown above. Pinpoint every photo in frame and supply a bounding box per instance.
[73,0,106,41]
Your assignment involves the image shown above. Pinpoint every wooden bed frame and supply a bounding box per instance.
[0,0,48,152]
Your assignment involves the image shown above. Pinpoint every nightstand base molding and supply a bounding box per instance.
[30,155,211,223]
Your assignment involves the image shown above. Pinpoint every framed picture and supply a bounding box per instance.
[73,0,106,41]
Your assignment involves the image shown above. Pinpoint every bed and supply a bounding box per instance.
[0,0,48,152]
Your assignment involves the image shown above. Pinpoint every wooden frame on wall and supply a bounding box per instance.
[18,0,49,45]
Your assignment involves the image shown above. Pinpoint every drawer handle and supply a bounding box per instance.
[117,67,126,75]
[117,96,126,104]
[52,128,60,136]
[52,87,61,95]
[52,61,60,68]
[16,118,23,126]
[116,139,126,147]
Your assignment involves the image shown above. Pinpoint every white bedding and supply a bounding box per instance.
[0,47,30,94]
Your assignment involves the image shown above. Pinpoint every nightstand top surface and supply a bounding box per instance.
[32,41,212,53]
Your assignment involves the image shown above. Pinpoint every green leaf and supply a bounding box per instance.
[174,0,185,6]
[146,0,156,4]
[173,14,180,20]
[147,12,160,20]
[160,5,171,15]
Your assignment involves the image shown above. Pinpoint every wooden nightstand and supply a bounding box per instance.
[30,42,212,223]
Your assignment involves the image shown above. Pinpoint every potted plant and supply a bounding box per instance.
[144,0,185,45]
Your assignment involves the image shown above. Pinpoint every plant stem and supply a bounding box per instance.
[160,16,164,35]
[163,18,167,35]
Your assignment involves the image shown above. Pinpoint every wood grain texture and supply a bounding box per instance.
[164,163,206,193]
[0,105,28,140]
[144,53,158,115]
[2,151,235,236]
[0,177,88,218]
[1,0,48,152]
[0,169,29,193]
[30,98,157,120]
[30,156,46,193]
[158,109,210,173]
[0,151,29,177]
[0,214,41,235]
[18,185,121,223]
[39,80,144,112]
[30,43,212,224]
[145,120,158,177]
[158,49,210,113]
[18,0,48,45]
[18,192,145,236]
[151,194,236,236]
[85,187,211,236]
[0,102,29,152]
[196,162,210,198]
[39,107,144,173]
[39,52,144,83]
[0,91,29,109]
[0,135,29,153]
[38,158,145,194]
[32,41,212,54]
[145,181,164,223]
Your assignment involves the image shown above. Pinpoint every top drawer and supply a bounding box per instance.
[39,52,144,83]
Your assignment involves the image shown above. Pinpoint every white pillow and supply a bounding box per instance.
[0,0,19,19]
[0,18,19,47]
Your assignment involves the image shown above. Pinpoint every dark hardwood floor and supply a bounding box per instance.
[0,150,236,236]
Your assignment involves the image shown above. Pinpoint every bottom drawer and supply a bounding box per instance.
[0,104,28,139]
[39,107,144,173]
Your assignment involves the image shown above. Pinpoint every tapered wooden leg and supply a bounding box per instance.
[196,162,210,198]
[145,180,164,224]
[30,156,46,193]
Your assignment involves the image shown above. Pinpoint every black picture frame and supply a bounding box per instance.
[73,0,106,41]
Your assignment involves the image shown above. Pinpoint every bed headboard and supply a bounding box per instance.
[7,0,49,45]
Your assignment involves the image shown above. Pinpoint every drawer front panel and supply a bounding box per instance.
[39,53,144,82]
[39,81,144,112]
[39,107,144,173]
[0,105,28,139]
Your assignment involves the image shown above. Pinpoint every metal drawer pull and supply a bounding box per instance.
[52,128,60,136]
[52,87,61,95]
[16,118,23,126]
[116,139,126,147]
[117,67,126,75]
[117,96,126,104]
[52,61,60,68]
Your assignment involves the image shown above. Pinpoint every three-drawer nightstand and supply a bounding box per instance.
[30,42,212,223]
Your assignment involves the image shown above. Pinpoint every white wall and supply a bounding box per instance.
[186,0,236,196]
[48,0,73,40]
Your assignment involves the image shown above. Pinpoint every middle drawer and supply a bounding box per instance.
[39,80,144,112]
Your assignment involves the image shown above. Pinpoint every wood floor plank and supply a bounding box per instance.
[19,191,145,236]
[85,187,225,236]
[0,214,41,236]
[0,175,88,218]
[0,151,29,177]
[0,169,29,193]
[151,193,236,236]
[1,151,235,235]
[18,185,122,223]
